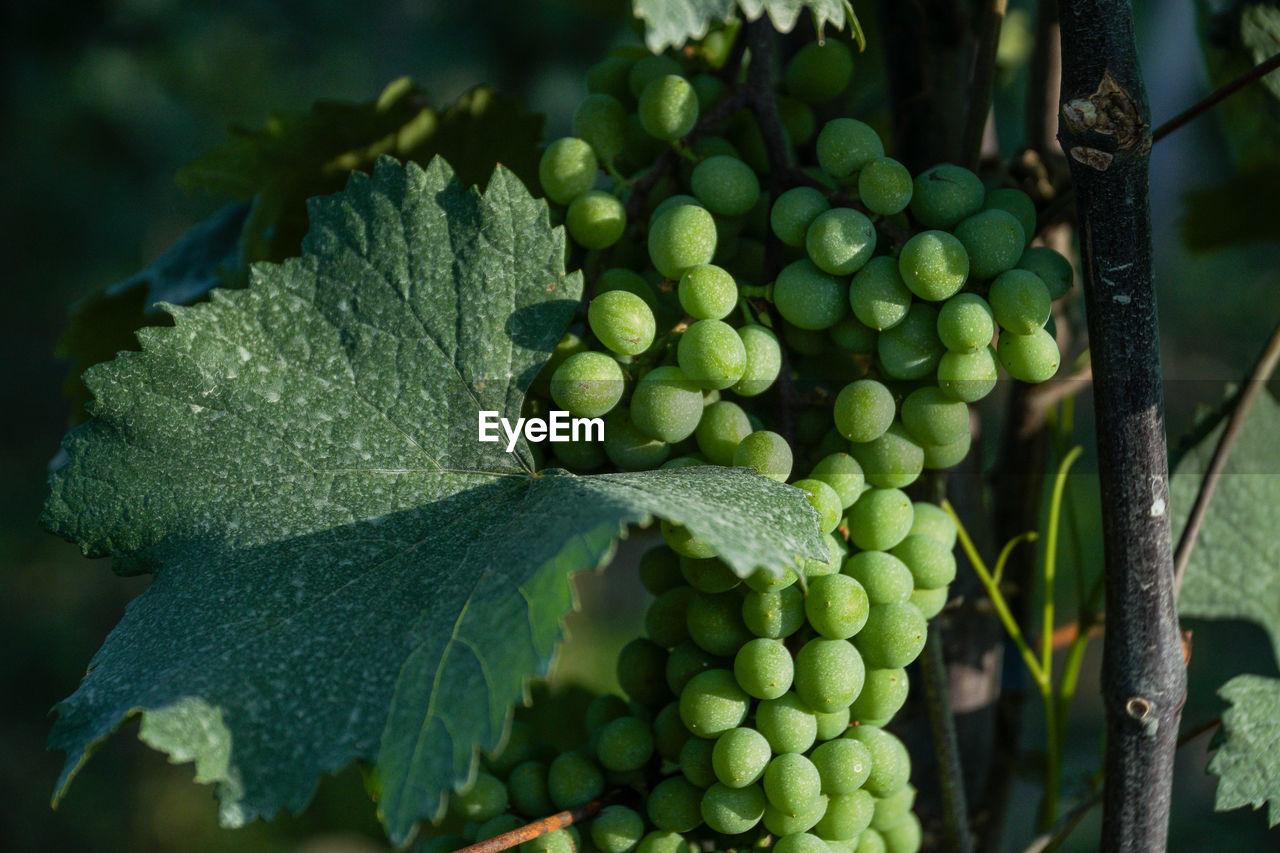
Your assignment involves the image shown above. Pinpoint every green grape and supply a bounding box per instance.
[651,193,703,225]
[841,551,913,605]
[678,556,737,595]
[639,75,699,141]
[701,782,767,834]
[854,603,927,669]
[844,726,911,798]
[815,706,852,741]
[507,760,552,817]
[692,73,729,111]
[806,208,877,276]
[983,188,1037,246]
[785,40,854,103]
[691,155,760,216]
[877,303,944,381]
[775,259,849,330]
[870,784,917,831]
[743,585,806,639]
[550,351,624,418]
[909,587,948,618]
[953,209,1024,279]
[649,204,718,280]
[764,795,829,836]
[784,321,830,356]
[666,640,723,695]
[806,532,847,580]
[898,230,969,302]
[712,726,773,787]
[989,269,1051,334]
[900,387,969,446]
[858,158,913,215]
[592,805,645,853]
[629,54,683,98]
[774,832,831,853]
[574,94,629,162]
[687,590,753,656]
[589,290,655,357]
[793,479,843,535]
[1016,245,1074,299]
[804,574,871,640]
[488,719,539,776]
[552,438,605,472]
[937,346,998,403]
[936,292,995,352]
[921,432,971,470]
[661,456,705,469]
[618,638,673,706]
[636,831,691,853]
[678,264,737,320]
[596,716,655,772]
[477,815,524,841]
[848,256,911,331]
[452,771,509,822]
[679,669,750,737]
[810,452,866,508]
[811,738,873,795]
[734,325,783,396]
[598,267,658,309]
[631,366,704,443]
[757,691,819,754]
[849,423,924,490]
[853,829,887,853]
[795,638,865,712]
[680,735,717,787]
[640,546,684,596]
[662,520,716,560]
[772,187,832,247]
[693,400,751,466]
[849,667,909,724]
[829,314,878,354]
[423,835,465,853]
[548,752,605,809]
[997,327,1060,383]
[540,137,598,205]
[880,812,922,853]
[764,752,824,816]
[833,379,895,443]
[816,118,884,179]
[678,319,748,390]
[908,502,956,548]
[585,694,629,735]
[588,56,636,102]
[648,776,705,833]
[568,191,627,250]
[815,790,876,841]
[646,585,694,648]
[744,565,798,593]
[777,94,817,144]
[733,430,794,482]
[533,332,586,398]
[847,489,914,552]
[733,637,795,700]
[909,163,984,228]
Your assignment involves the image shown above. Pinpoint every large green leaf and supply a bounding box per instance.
[1208,675,1280,826]
[43,156,826,845]
[633,0,855,51]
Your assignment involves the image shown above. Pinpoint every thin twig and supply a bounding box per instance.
[921,622,976,853]
[1154,51,1280,143]
[453,801,604,853]
[964,0,1009,168]
[1173,317,1280,596]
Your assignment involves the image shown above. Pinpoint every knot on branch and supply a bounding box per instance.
[1060,69,1151,169]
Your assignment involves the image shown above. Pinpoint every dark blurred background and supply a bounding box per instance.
[1,1,1277,851]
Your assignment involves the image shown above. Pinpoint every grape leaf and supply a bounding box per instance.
[1194,0,1280,169]
[632,0,856,52]
[43,156,826,845]
[1207,675,1280,826]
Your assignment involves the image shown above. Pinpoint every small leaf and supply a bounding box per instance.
[44,156,825,845]
[1207,674,1280,826]
[633,0,855,52]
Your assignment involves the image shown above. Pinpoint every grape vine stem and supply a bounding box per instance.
[449,800,604,853]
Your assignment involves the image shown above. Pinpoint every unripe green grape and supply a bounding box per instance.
[764,752,823,815]
[900,386,970,447]
[772,186,832,247]
[756,691,819,754]
[629,54,683,98]
[937,292,995,352]
[508,761,553,818]
[849,423,925,490]
[692,73,729,111]
[646,585,694,648]
[814,790,876,841]
[733,430,793,482]
[661,456,705,470]
[568,190,627,250]
[743,585,806,639]
[785,40,854,103]
[679,555,739,594]
[844,726,911,798]
[815,706,851,740]
[775,259,849,330]
[806,208,877,276]
[666,640,723,695]
[983,188,1037,246]
[734,325,782,396]
[777,94,818,144]
[997,327,1060,383]
[898,230,969,302]
[854,829,887,853]
[734,636,795,700]
[533,332,586,398]
[587,56,634,101]
[678,319,747,390]
[849,667,909,724]
[937,346,998,402]
[640,546,683,596]
[921,431,971,470]
[858,158,913,215]
[679,668,750,737]
[617,637,672,706]
[649,204,717,279]
[596,716,655,772]
[880,811,922,853]
[816,118,884,178]
[1017,245,1075,299]
[694,400,751,466]
[810,452,866,508]
[910,587,948,618]
[592,805,645,853]
[586,694,629,734]
[989,269,1051,334]
[487,719,539,776]
[700,782,767,834]
[540,137,598,205]
[639,75,699,141]
[548,751,605,809]
[651,193,703,225]
[678,264,737,320]
[834,379,895,444]
[842,551,913,605]
[953,209,1025,279]
[806,532,847,580]
[636,831,691,853]
[878,303,944,381]
[551,351,624,417]
[793,478,843,535]
[452,771,509,822]
[712,726,772,787]
[783,320,830,356]
[552,438,605,472]
[687,590,753,656]
[909,163,984,228]
[764,795,829,836]
[744,564,798,593]
[648,776,705,833]
[679,735,716,787]
[690,154,760,216]
[804,574,870,640]
[795,638,865,712]
[829,314,878,354]
[598,267,658,310]
[477,814,524,841]
[632,366,704,442]
[870,784,917,831]
[811,738,873,795]
[574,94,628,161]
[908,502,956,548]
[774,832,831,853]
[662,520,715,560]
[847,489,913,552]
[589,290,655,356]
[848,257,911,331]
[855,603,927,669]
